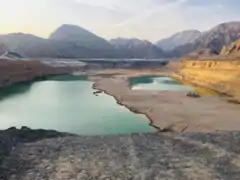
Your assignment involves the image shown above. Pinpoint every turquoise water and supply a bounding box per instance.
[0,75,154,135]
[130,76,193,91]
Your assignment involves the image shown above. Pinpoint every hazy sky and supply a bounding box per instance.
[0,0,239,41]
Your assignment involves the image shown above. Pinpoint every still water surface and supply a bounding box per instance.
[130,76,193,91]
[0,75,154,135]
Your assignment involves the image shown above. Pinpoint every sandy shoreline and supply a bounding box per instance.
[89,68,240,133]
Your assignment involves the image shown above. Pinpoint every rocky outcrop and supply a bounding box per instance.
[220,40,240,57]
[0,127,74,180]
[174,40,240,100]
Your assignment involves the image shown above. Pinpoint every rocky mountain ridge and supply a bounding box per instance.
[110,38,165,58]
[0,21,239,59]
[156,30,201,51]
[168,21,240,57]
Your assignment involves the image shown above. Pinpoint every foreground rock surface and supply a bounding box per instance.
[1,128,240,180]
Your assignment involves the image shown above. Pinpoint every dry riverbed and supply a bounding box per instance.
[88,68,240,133]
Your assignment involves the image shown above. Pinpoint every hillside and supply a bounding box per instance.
[220,40,240,57]
[49,24,113,50]
[0,25,118,58]
[173,40,240,100]
[110,38,165,58]
[156,30,201,51]
[167,21,240,57]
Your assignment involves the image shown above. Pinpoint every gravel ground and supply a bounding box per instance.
[1,129,240,180]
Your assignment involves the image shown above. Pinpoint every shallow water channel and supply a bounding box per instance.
[130,76,193,91]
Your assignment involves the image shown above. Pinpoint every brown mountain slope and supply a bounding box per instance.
[169,21,240,57]
[174,40,240,100]
[220,40,240,57]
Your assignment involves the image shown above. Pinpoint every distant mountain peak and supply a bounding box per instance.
[49,24,113,50]
[110,37,165,58]
[156,30,201,51]
[50,24,92,35]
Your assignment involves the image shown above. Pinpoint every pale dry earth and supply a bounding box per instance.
[89,68,240,133]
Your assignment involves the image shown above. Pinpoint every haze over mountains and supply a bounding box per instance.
[167,21,240,57]
[0,21,239,59]
[110,38,165,58]
[156,30,201,52]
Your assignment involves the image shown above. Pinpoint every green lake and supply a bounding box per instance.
[130,76,194,91]
[0,75,155,135]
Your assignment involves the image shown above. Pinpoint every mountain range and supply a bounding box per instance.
[0,21,239,59]
[165,21,240,57]
[156,30,201,52]
[110,38,165,58]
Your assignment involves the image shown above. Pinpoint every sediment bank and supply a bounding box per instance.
[173,59,240,101]
[90,69,240,133]
[0,59,75,88]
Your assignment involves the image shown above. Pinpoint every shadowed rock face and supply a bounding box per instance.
[1,128,240,180]
[185,48,219,58]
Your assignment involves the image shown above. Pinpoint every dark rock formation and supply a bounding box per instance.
[187,92,201,98]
